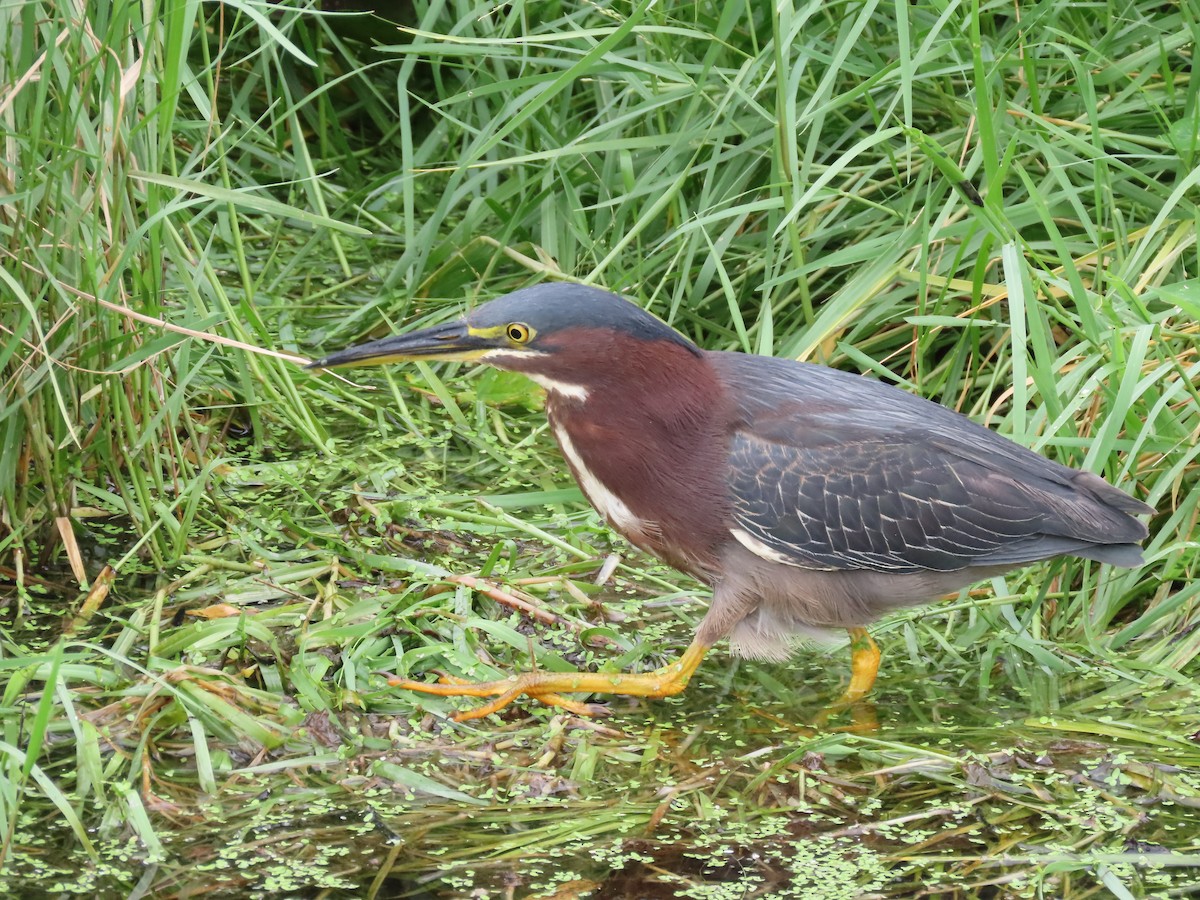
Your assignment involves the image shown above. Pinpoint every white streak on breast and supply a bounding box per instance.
[554,425,642,533]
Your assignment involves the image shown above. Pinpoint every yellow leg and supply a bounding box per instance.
[809,627,882,732]
[842,626,881,703]
[390,639,711,721]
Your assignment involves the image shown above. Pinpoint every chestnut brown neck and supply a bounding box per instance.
[500,330,734,579]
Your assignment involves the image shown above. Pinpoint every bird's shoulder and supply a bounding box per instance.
[705,350,1074,483]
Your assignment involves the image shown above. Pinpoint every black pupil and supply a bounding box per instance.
[510,326,522,339]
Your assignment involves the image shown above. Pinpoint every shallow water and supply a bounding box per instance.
[4,635,1197,899]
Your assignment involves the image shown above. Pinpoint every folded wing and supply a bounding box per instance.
[713,353,1151,574]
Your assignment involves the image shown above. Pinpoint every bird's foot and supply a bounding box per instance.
[389,672,606,720]
[840,626,881,705]
[803,626,882,733]
[389,640,711,721]
[810,698,879,733]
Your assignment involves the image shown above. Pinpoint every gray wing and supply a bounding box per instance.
[714,353,1151,574]
[730,432,1074,572]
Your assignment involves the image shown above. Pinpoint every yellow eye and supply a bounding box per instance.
[506,322,532,343]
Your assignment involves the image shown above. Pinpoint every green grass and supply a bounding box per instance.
[1,0,1198,896]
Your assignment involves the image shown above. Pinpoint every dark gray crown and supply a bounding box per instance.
[467,284,698,353]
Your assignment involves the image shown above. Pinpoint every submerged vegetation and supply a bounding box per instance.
[1,0,1197,896]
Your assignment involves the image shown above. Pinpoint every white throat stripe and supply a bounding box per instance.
[526,373,590,401]
[556,427,640,531]
[479,351,591,401]
[481,349,542,361]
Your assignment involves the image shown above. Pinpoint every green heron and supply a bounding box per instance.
[312,284,1152,720]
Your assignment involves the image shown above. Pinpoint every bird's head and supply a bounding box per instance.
[309,284,699,396]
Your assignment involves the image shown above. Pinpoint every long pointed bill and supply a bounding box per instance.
[307,320,493,369]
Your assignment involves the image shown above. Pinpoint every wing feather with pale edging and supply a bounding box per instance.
[727,430,1047,573]
[711,352,1150,573]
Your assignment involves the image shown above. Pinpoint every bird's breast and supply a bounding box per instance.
[544,386,733,580]
[551,420,652,540]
